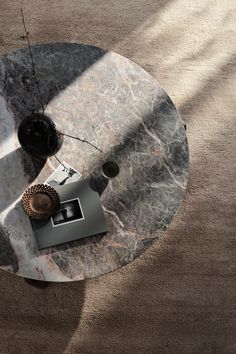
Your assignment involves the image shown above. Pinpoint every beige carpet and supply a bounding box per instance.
[0,1,236,353]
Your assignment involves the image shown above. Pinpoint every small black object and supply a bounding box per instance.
[18,113,64,159]
[89,174,109,195]
[102,161,120,179]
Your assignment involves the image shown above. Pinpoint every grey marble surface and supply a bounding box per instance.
[0,43,189,281]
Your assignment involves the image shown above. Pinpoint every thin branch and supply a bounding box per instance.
[20,8,44,113]
[53,155,70,172]
[20,9,102,155]
[50,107,103,153]
[61,132,103,153]
[21,75,38,111]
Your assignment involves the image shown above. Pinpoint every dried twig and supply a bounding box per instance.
[53,155,70,172]
[20,8,44,113]
[61,132,103,153]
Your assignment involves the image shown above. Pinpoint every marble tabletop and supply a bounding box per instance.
[0,43,189,282]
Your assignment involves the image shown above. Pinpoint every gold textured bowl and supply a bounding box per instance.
[21,184,60,221]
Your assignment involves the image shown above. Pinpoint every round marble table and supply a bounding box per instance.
[0,43,189,281]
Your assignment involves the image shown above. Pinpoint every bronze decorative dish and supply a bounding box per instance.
[21,184,60,221]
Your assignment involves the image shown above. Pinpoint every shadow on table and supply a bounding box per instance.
[1,43,108,140]
[0,148,46,214]
[89,174,109,196]
[91,98,188,238]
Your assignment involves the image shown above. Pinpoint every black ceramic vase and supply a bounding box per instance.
[18,113,64,159]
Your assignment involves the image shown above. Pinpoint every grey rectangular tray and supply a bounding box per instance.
[31,178,108,250]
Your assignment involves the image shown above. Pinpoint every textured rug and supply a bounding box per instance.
[0,1,235,353]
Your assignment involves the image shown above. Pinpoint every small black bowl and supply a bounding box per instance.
[18,113,64,159]
[102,161,120,179]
